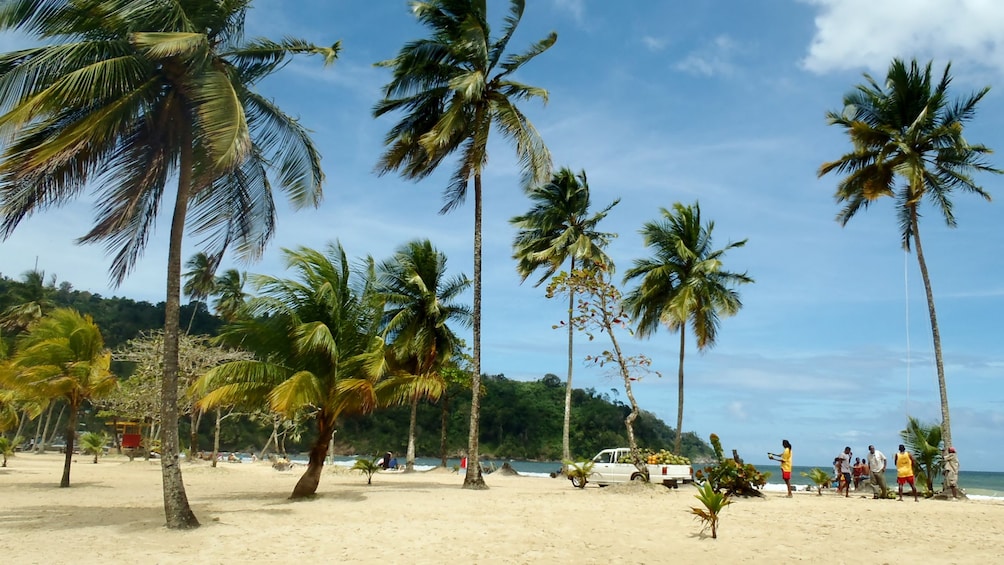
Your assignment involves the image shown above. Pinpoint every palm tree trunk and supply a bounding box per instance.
[32,405,47,453]
[463,173,486,490]
[562,258,575,464]
[45,404,65,449]
[675,330,685,454]
[14,409,28,442]
[439,394,450,467]
[160,124,199,529]
[60,401,78,488]
[910,209,951,448]
[211,407,221,468]
[290,415,336,499]
[406,395,418,472]
[190,409,201,457]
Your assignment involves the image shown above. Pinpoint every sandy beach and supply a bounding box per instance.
[1,453,1002,564]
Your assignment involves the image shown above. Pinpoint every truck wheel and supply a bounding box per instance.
[630,473,648,483]
[570,476,586,489]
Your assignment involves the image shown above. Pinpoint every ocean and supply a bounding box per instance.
[309,456,1004,500]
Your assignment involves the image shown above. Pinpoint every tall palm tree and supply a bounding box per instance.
[510,167,617,463]
[196,244,388,499]
[819,59,1001,450]
[5,308,116,486]
[623,202,752,454]
[212,269,247,323]
[0,270,57,333]
[378,239,471,471]
[182,252,221,333]
[374,0,555,489]
[0,0,337,528]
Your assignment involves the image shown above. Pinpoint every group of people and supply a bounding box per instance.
[769,440,961,501]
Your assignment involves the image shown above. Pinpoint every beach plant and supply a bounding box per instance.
[374,0,556,490]
[694,434,766,497]
[547,266,659,470]
[0,0,337,530]
[819,58,1002,451]
[801,467,832,495]
[79,432,109,464]
[690,480,731,539]
[622,202,752,455]
[5,309,116,486]
[563,459,596,489]
[377,239,471,472]
[352,457,382,485]
[0,435,23,467]
[901,416,943,496]
[511,168,619,465]
[196,244,389,499]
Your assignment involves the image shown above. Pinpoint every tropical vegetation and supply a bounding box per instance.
[819,58,1001,450]
[375,0,556,489]
[690,480,731,539]
[511,167,618,464]
[623,202,752,454]
[901,416,943,496]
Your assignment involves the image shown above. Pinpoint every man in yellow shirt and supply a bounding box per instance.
[768,439,793,497]
[895,444,919,502]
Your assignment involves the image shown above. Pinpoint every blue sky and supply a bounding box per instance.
[2,0,1003,472]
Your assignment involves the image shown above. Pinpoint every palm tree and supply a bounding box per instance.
[623,202,752,454]
[378,239,471,471]
[818,59,1001,450]
[79,431,109,464]
[5,309,116,486]
[511,167,618,463]
[0,270,57,333]
[196,244,388,499]
[900,416,943,495]
[182,252,221,334]
[212,269,247,323]
[374,0,555,489]
[0,0,337,529]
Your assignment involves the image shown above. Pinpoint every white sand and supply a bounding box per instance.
[1,452,1001,564]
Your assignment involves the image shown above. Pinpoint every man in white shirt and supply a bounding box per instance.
[867,445,888,499]
[836,447,853,497]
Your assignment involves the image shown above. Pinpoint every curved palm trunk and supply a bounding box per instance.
[607,317,644,477]
[406,395,418,472]
[562,258,575,464]
[160,128,200,529]
[910,208,951,449]
[290,416,336,499]
[463,173,486,489]
[59,400,78,488]
[675,330,685,454]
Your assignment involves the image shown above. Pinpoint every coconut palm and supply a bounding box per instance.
[5,309,116,486]
[0,270,57,333]
[213,269,247,323]
[375,0,555,489]
[79,431,109,464]
[900,416,943,495]
[819,59,1001,450]
[183,252,221,334]
[0,0,337,528]
[511,167,618,463]
[623,202,752,454]
[378,239,471,471]
[196,243,388,499]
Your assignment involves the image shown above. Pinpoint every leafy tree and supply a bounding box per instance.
[375,0,556,489]
[819,58,1001,450]
[511,167,618,463]
[5,309,116,486]
[548,266,658,467]
[197,244,388,498]
[0,434,22,467]
[378,239,471,471]
[900,416,943,495]
[0,0,337,529]
[623,202,752,453]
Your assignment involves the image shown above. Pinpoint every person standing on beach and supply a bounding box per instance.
[836,447,852,497]
[768,440,793,497]
[895,444,919,501]
[868,445,889,499]
[943,447,960,499]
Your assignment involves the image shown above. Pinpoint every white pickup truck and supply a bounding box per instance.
[573,447,693,488]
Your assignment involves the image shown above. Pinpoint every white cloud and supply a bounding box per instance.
[641,35,667,52]
[553,0,586,23]
[674,35,739,77]
[802,0,1004,74]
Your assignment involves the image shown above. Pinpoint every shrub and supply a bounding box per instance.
[693,433,767,497]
